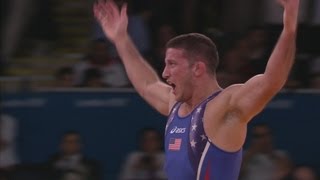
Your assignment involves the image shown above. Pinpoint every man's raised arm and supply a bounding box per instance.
[94,0,172,115]
[229,0,300,122]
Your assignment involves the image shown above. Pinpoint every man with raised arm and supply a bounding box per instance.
[94,0,300,179]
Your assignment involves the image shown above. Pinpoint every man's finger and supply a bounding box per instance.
[277,0,286,7]
[120,3,127,19]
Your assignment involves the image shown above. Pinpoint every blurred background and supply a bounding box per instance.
[0,0,319,179]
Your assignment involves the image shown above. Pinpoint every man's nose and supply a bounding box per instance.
[162,66,169,79]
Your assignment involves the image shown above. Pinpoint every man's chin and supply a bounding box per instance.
[174,95,183,102]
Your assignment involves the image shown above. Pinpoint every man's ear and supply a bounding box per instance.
[193,61,206,76]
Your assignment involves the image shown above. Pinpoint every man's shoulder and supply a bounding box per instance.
[222,84,244,94]
[205,84,246,112]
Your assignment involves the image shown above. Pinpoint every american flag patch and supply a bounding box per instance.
[169,138,182,151]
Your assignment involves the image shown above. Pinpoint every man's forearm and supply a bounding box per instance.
[263,0,299,90]
[114,35,160,91]
[264,29,297,89]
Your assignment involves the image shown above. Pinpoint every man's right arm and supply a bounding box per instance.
[94,1,172,115]
[115,34,172,115]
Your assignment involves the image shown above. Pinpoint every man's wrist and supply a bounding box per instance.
[114,33,129,46]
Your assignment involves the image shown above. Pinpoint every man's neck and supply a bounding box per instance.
[184,80,221,112]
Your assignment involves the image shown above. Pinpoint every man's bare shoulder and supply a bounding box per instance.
[204,83,245,121]
[209,84,244,104]
[223,83,244,93]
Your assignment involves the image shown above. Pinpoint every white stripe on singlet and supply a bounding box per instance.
[196,141,210,180]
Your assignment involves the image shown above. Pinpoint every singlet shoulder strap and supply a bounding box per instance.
[188,90,222,172]
[206,90,222,102]
[165,90,221,134]
[165,102,181,133]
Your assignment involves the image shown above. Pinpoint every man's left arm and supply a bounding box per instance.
[229,0,300,122]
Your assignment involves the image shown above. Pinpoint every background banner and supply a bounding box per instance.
[1,90,319,179]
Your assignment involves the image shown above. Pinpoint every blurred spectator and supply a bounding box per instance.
[119,127,167,180]
[0,56,6,75]
[260,0,311,56]
[93,0,152,58]
[73,39,130,88]
[126,12,152,57]
[310,74,320,89]
[217,27,270,88]
[220,0,261,32]
[45,131,102,180]
[274,158,295,180]
[54,66,74,88]
[288,164,319,180]
[284,55,310,89]
[27,0,56,57]
[0,114,19,180]
[240,123,292,180]
[148,24,177,77]
[243,27,269,68]
[309,57,320,89]
[126,0,183,36]
[261,0,310,26]
[1,0,34,63]
[79,68,106,88]
[218,35,254,86]
[196,0,221,33]
[1,0,55,61]
[311,0,320,25]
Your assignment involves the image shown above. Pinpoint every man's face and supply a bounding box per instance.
[141,131,161,153]
[59,74,73,87]
[292,167,317,180]
[162,48,194,101]
[251,126,272,150]
[61,134,81,155]
[92,42,110,64]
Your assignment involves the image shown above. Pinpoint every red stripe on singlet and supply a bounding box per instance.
[204,161,211,180]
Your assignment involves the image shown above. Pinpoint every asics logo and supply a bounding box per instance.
[170,126,186,134]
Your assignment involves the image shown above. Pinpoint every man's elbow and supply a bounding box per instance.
[263,75,287,93]
[269,79,286,93]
